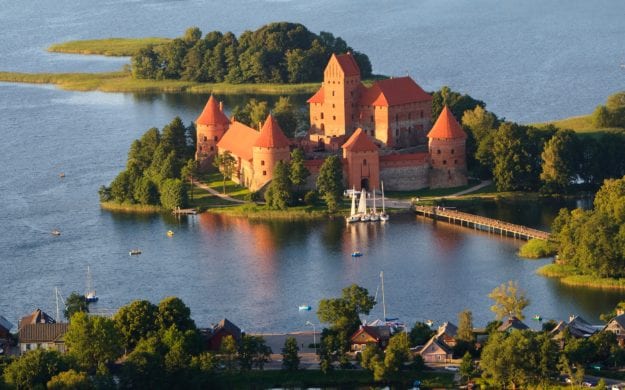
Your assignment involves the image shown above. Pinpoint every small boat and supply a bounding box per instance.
[357,190,368,221]
[166,230,174,237]
[425,319,434,327]
[351,251,363,257]
[84,266,98,303]
[346,187,361,223]
[369,187,380,222]
[379,181,389,222]
[298,305,312,311]
[533,314,542,321]
[51,229,61,236]
[129,249,142,256]
[59,173,65,178]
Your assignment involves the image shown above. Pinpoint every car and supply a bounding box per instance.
[444,366,459,372]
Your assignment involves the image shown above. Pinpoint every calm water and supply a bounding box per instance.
[1,0,625,332]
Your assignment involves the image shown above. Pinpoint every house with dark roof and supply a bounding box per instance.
[604,313,625,346]
[0,315,13,341]
[349,325,391,352]
[551,315,600,347]
[18,308,56,327]
[196,53,468,192]
[436,322,459,348]
[498,316,530,332]
[207,318,242,351]
[18,323,68,354]
[419,336,453,363]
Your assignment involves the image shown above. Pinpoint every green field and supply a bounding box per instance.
[0,71,320,95]
[48,38,172,56]
[534,113,622,135]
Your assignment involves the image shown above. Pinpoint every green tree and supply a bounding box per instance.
[432,86,485,120]
[409,322,434,347]
[64,312,122,374]
[459,352,474,382]
[456,310,474,343]
[119,337,167,390]
[180,159,199,200]
[265,160,291,210]
[114,300,159,351]
[64,291,88,320]
[281,337,300,371]
[317,284,375,337]
[47,369,93,390]
[383,332,411,375]
[159,178,188,210]
[110,170,133,203]
[3,349,68,390]
[289,148,310,195]
[462,105,497,176]
[183,27,202,46]
[316,155,343,212]
[488,280,530,320]
[133,176,159,205]
[131,46,160,79]
[219,335,238,372]
[213,151,237,194]
[157,296,196,332]
[238,335,271,371]
[540,130,580,193]
[360,343,385,381]
[272,96,299,137]
[492,123,533,191]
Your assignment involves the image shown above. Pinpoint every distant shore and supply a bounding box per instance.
[537,263,625,290]
[48,37,171,56]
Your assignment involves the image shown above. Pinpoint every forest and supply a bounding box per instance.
[131,23,372,84]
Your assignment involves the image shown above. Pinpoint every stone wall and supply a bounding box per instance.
[379,157,430,191]
[429,167,468,189]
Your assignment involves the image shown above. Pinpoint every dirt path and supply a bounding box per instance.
[195,182,246,204]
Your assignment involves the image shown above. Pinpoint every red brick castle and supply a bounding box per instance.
[196,53,467,192]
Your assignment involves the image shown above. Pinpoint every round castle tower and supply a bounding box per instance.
[251,114,291,191]
[196,95,230,170]
[427,106,468,188]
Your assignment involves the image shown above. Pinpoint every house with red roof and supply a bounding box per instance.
[196,53,467,192]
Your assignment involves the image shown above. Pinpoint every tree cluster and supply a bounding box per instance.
[98,117,196,210]
[592,92,625,128]
[553,175,625,278]
[360,333,413,381]
[264,149,311,210]
[131,23,372,84]
[231,96,304,138]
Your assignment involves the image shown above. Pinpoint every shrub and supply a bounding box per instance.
[304,190,318,205]
[518,239,557,259]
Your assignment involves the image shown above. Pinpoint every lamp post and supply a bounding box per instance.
[306,321,317,355]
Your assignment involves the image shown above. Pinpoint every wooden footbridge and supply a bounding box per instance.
[414,205,551,241]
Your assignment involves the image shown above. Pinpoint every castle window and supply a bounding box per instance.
[370,116,374,123]
[443,160,447,165]
[437,150,441,154]
[454,159,458,164]
[214,136,218,141]
[420,110,424,118]
[263,171,267,176]
[363,159,367,166]
[210,146,214,151]
[321,113,324,119]
[333,116,336,120]
[261,160,265,166]
[199,146,202,151]
[203,136,207,141]
[332,90,335,97]
[395,114,399,122]
[451,149,455,154]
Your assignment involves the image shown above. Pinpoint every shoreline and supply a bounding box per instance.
[537,263,625,290]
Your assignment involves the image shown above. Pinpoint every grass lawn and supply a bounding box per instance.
[534,113,622,135]
[48,38,172,56]
[201,172,251,200]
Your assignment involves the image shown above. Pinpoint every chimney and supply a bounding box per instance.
[258,122,262,131]
[219,101,224,112]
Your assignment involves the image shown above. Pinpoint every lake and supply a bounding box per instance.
[1,0,624,332]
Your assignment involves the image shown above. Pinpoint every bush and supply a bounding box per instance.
[518,239,557,259]
[304,190,318,205]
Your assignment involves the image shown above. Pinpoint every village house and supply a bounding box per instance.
[196,53,468,193]
[418,336,453,363]
[349,325,391,352]
[435,322,458,348]
[498,316,530,332]
[17,309,68,354]
[206,318,242,351]
[603,311,625,346]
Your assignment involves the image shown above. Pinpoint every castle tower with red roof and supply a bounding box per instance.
[196,95,230,169]
[427,106,468,187]
[342,128,380,190]
[252,114,292,191]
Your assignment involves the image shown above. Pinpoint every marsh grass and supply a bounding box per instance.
[48,38,172,56]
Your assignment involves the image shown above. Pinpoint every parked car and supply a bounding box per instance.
[444,366,459,372]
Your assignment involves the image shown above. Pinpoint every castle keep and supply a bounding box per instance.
[196,53,467,192]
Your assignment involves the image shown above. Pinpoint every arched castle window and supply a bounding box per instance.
[333,116,336,120]
[263,171,267,176]
[332,91,335,96]
[363,159,367,166]
[199,146,202,151]
[332,104,335,108]
[321,113,324,119]
[454,159,458,164]
[203,136,207,141]
[437,150,441,154]
[210,146,214,151]
[451,149,455,154]
[261,160,265,166]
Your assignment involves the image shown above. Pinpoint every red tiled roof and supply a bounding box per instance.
[197,95,229,126]
[342,128,378,153]
[217,120,259,161]
[254,114,290,148]
[427,106,467,139]
[360,77,432,107]
[18,323,68,343]
[307,86,324,104]
[19,309,55,328]
[333,53,360,77]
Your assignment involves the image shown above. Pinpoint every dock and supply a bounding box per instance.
[172,208,197,215]
[414,205,551,241]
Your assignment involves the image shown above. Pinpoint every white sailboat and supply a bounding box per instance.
[346,187,361,223]
[358,190,370,221]
[370,187,379,222]
[380,181,389,222]
[380,271,404,330]
[85,266,98,303]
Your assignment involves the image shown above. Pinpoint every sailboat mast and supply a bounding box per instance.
[55,287,60,322]
[381,182,386,213]
[381,271,386,320]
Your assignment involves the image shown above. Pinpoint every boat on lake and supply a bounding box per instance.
[59,173,65,178]
[51,229,61,236]
[129,249,142,256]
[84,266,98,303]
[167,230,174,237]
[346,187,361,223]
[358,190,370,221]
[351,251,363,257]
[379,181,389,222]
[533,314,542,321]
[299,305,312,311]
[370,187,379,222]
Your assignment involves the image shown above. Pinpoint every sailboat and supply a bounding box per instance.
[370,187,379,222]
[84,266,98,303]
[379,181,389,222]
[346,187,361,223]
[359,190,370,221]
[379,271,404,330]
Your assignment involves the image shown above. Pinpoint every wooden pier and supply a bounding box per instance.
[414,205,550,241]
[172,207,197,215]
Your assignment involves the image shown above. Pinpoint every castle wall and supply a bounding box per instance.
[429,167,468,189]
[251,146,291,191]
[379,153,430,191]
[196,122,228,170]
